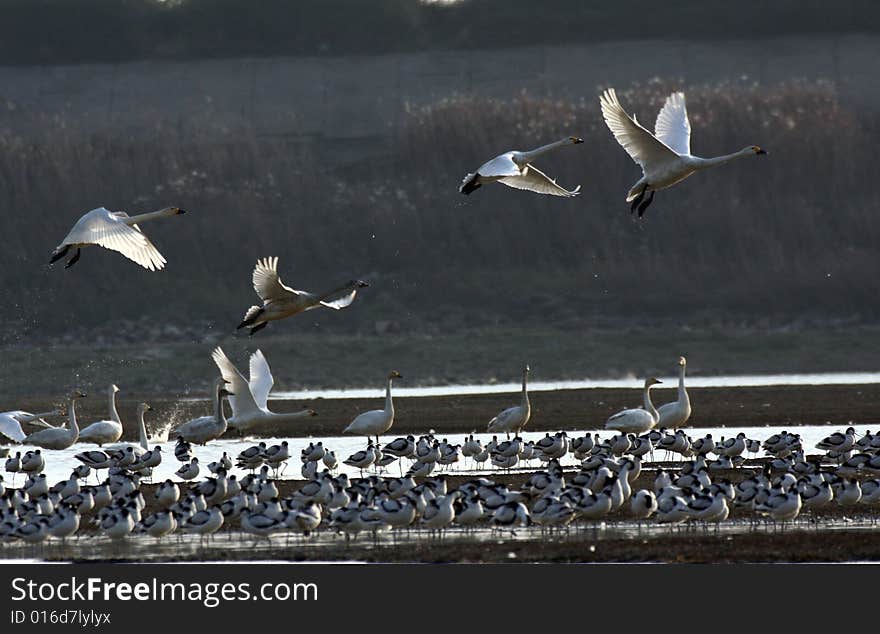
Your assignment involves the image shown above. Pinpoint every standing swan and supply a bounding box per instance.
[23,390,87,450]
[343,371,403,445]
[460,137,583,196]
[237,257,369,335]
[172,379,233,445]
[658,357,692,428]
[105,402,153,457]
[605,378,662,434]
[78,384,123,446]
[487,366,531,439]
[211,347,316,432]
[599,88,767,216]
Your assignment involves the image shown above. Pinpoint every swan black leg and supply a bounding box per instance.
[64,248,81,269]
[637,190,655,217]
[629,188,646,213]
[237,307,264,330]
[459,173,482,195]
[49,245,70,264]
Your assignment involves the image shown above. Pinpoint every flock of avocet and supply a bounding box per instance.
[2,418,880,545]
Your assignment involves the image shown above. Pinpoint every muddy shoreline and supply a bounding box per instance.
[17,383,880,442]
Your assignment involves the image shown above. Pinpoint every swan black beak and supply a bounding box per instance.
[572,137,584,144]
[756,148,767,155]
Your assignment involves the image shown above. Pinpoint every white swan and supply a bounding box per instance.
[77,384,123,446]
[237,257,369,335]
[658,357,692,428]
[0,410,62,443]
[487,365,531,439]
[211,347,316,432]
[104,402,152,457]
[600,88,767,216]
[460,137,583,196]
[605,377,662,434]
[23,390,86,450]
[172,379,232,445]
[49,206,186,270]
[343,371,403,444]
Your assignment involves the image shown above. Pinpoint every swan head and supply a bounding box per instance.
[110,384,120,394]
[388,370,403,380]
[69,389,87,400]
[307,409,318,417]
[569,136,584,144]
[749,145,767,155]
[216,378,234,398]
[678,356,687,366]
[645,377,662,388]
[163,206,187,215]
[352,280,369,288]
[137,402,152,415]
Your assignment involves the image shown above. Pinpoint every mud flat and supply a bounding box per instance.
[17,382,879,442]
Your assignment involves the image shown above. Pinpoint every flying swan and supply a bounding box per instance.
[237,257,369,335]
[599,88,766,216]
[460,137,583,196]
[0,409,62,443]
[211,347,317,433]
[50,206,186,270]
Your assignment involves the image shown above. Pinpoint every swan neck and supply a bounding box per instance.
[678,365,689,403]
[108,388,121,423]
[694,148,752,169]
[318,281,356,301]
[123,207,176,225]
[517,138,572,163]
[214,384,228,433]
[268,410,312,424]
[137,410,149,450]
[68,398,80,437]
[385,379,394,415]
[17,411,55,423]
[521,371,529,407]
[643,385,658,421]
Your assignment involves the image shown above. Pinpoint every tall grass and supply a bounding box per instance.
[0,78,876,343]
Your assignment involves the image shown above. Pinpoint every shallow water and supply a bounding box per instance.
[3,515,879,563]
[272,372,880,400]
[5,422,874,485]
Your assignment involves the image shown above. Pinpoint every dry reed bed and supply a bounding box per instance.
[0,79,876,339]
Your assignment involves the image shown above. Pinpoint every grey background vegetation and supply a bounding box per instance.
[0,1,878,394]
